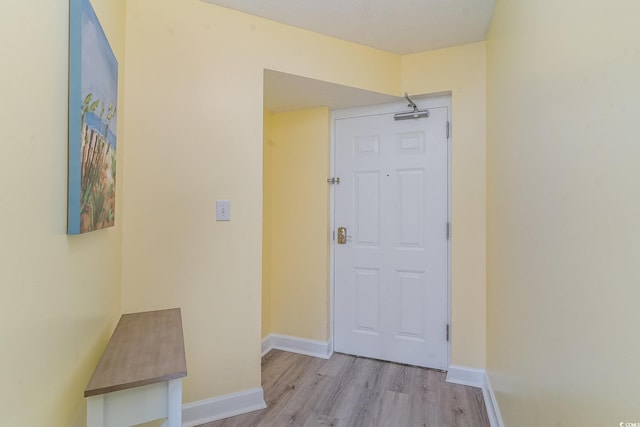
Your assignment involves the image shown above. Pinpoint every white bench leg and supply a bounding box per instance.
[167,379,182,427]
[87,395,105,427]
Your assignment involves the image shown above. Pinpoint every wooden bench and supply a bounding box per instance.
[85,308,187,427]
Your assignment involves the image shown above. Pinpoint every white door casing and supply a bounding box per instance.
[332,97,450,369]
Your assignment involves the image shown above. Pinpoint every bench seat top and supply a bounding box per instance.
[85,308,187,397]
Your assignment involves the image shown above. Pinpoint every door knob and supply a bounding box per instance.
[337,227,351,244]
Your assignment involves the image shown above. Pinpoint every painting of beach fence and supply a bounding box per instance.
[68,0,118,234]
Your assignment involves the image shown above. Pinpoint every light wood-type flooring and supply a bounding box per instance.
[201,350,490,427]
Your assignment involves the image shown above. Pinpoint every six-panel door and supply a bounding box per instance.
[334,104,449,369]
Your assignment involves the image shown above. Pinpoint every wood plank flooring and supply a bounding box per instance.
[201,350,490,427]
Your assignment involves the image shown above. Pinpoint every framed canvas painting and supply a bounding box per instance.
[68,0,118,234]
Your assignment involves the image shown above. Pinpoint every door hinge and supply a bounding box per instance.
[446,121,450,139]
[327,177,341,185]
[446,324,450,342]
[332,229,335,241]
[446,222,451,240]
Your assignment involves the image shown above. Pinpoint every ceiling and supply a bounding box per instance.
[264,70,400,113]
[203,1,495,112]
[202,0,495,55]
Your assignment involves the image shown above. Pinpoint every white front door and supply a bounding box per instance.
[333,98,449,369]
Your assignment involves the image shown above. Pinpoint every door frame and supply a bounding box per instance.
[328,94,452,367]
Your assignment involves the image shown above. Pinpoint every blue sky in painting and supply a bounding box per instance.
[81,0,118,139]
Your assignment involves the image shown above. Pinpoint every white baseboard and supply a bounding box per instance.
[483,373,505,427]
[446,365,504,427]
[261,333,333,359]
[446,364,486,388]
[182,387,266,427]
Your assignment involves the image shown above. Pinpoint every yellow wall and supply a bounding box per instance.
[486,1,640,425]
[122,0,488,404]
[402,42,487,368]
[266,107,331,341]
[7,0,639,423]
[0,0,125,425]
[0,0,488,419]
[121,0,400,403]
[262,108,273,338]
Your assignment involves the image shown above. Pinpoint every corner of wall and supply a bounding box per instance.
[400,42,487,370]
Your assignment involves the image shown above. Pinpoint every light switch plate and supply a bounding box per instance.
[216,200,230,221]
